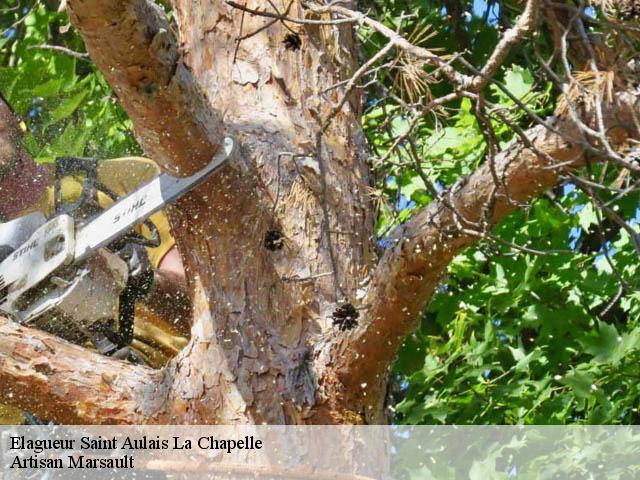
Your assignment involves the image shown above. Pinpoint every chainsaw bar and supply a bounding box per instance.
[73,137,234,262]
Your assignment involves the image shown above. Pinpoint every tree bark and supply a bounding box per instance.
[0,317,162,424]
[66,0,376,425]
[0,0,638,425]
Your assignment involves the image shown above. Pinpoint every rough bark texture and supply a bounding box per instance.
[0,100,51,219]
[66,0,223,176]
[66,0,377,425]
[332,122,582,409]
[0,317,162,424]
[0,0,638,425]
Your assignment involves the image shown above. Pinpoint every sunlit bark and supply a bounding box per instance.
[0,0,637,425]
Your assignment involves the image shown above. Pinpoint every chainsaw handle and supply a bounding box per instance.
[54,156,98,216]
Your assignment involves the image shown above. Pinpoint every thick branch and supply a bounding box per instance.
[331,92,640,403]
[330,122,579,402]
[0,317,164,424]
[66,0,223,175]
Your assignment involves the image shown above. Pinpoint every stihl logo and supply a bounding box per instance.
[12,240,37,260]
[113,197,147,224]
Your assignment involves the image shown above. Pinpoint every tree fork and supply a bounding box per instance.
[0,0,638,425]
[66,0,223,175]
[65,0,377,424]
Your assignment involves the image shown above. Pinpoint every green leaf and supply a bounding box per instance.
[509,346,544,372]
[580,322,620,363]
[561,370,594,401]
[31,78,63,97]
[400,174,426,200]
[578,203,598,231]
[503,65,534,99]
[522,304,555,327]
[37,121,88,162]
[50,90,89,123]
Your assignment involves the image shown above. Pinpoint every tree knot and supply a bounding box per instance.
[332,303,359,331]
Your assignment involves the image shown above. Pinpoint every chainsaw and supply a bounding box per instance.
[0,137,234,362]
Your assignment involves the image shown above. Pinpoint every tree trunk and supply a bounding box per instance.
[65,0,378,425]
[1,0,638,425]
[159,0,377,423]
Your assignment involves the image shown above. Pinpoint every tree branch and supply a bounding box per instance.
[297,2,469,87]
[469,0,541,91]
[0,316,164,424]
[27,44,90,61]
[331,92,640,405]
[66,0,223,176]
[65,0,297,425]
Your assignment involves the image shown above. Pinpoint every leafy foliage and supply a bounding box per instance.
[359,0,640,425]
[0,0,141,162]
